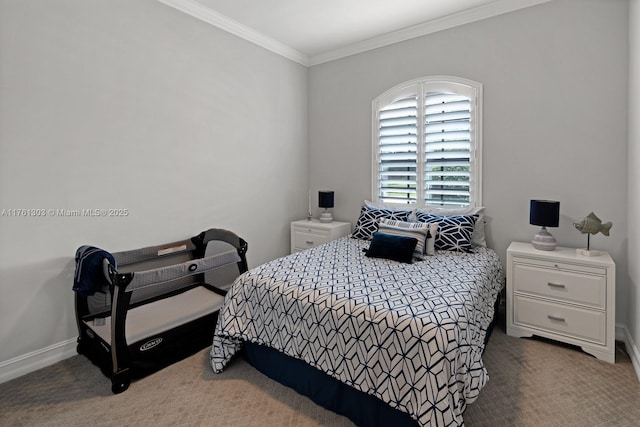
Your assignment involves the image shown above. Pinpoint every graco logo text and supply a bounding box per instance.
[140,337,163,351]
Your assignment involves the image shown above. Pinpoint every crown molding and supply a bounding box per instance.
[158,0,552,68]
[157,0,310,66]
[309,0,553,65]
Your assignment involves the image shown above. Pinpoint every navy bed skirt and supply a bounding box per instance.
[243,341,418,427]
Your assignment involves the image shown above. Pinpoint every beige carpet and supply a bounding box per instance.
[1,318,639,427]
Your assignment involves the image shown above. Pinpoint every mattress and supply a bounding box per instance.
[210,236,504,426]
[87,285,225,345]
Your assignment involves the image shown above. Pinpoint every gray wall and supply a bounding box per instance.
[628,0,639,364]
[0,0,308,367]
[309,0,629,324]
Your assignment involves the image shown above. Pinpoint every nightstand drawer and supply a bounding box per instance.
[293,231,331,250]
[292,225,331,237]
[511,256,606,275]
[513,263,606,309]
[290,220,352,254]
[514,295,606,345]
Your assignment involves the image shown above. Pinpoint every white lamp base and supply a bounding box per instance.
[531,227,556,251]
[320,210,333,223]
[576,248,602,257]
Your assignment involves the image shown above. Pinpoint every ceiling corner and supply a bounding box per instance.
[157,0,310,66]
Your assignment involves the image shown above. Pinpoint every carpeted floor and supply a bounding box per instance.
[1,315,639,427]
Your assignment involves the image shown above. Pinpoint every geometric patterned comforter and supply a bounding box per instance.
[210,236,504,426]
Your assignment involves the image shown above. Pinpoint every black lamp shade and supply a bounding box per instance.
[530,200,560,227]
[318,191,334,209]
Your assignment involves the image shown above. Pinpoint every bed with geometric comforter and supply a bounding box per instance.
[210,236,504,426]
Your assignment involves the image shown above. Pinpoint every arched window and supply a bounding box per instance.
[372,76,482,208]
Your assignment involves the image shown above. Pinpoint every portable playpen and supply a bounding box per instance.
[74,228,248,393]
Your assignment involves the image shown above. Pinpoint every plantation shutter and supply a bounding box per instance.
[424,92,472,206]
[373,77,481,208]
[377,94,418,204]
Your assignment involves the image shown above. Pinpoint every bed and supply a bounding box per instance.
[210,207,504,426]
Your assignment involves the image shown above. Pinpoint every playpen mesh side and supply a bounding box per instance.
[83,230,247,315]
[199,229,248,291]
[86,239,198,315]
[125,250,241,291]
[205,240,243,291]
[112,239,197,267]
[86,239,242,315]
[115,251,197,306]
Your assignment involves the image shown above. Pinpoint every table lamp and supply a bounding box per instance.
[530,200,560,250]
[319,191,334,223]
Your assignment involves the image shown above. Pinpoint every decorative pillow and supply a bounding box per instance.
[416,206,486,247]
[423,222,439,256]
[352,206,411,240]
[365,232,417,264]
[378,219,430,260]
[415,212,478,253]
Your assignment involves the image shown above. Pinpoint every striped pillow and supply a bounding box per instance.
[378,219,431,260]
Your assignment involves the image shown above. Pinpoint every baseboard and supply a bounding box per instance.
[2,326,638,385]
[0,338,78,385]
[616,323,640,382]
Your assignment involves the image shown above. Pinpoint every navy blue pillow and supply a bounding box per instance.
[365,232,418,264]
[352,206,412,240]
[414,212,478,253]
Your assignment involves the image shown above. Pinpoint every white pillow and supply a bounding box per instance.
[378,219,431,260]
[424,222,438,256]
[416,206,486,247]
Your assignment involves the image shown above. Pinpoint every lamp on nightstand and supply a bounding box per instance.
[319,191,334,223]
[530,199,560,251]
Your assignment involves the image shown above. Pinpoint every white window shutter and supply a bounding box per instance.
[373,77,482,208]
[377,95,418,204]
[424,92,472,207]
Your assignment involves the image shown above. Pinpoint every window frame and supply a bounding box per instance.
[371,76,483,208]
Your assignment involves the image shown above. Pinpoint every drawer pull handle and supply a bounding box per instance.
[547,282,566,289]
[548,315,566,322]
[306,241,314,245]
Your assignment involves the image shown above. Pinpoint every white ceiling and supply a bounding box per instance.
[158,0,552,66]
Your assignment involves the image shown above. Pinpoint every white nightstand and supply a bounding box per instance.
[506,241,616,363]
[290,219,351,254]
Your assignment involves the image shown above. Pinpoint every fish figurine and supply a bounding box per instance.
[573,212,612,236]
